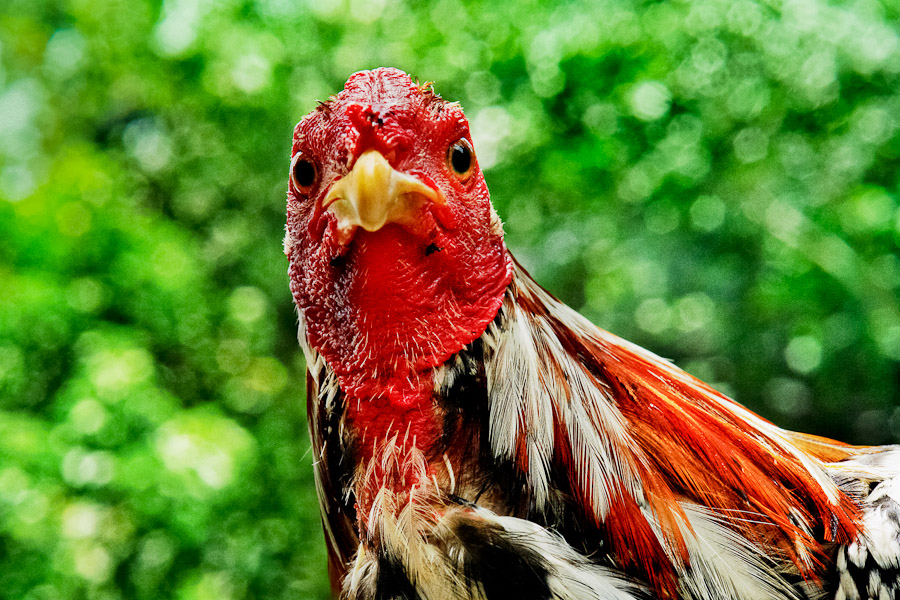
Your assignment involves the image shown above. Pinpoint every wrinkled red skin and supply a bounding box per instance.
[286,68,512,457]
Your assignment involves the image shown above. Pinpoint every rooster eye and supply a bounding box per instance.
[448,138,475,180]
[291,153,317,192]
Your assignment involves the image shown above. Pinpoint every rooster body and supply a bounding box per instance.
[286,68,900,600]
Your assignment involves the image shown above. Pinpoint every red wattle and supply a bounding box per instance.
[294,222,511,450]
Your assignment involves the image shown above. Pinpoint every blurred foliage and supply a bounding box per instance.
[1,0,899,597]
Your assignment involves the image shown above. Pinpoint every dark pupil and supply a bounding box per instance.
[450,143,471,174]
[293,159,315,187]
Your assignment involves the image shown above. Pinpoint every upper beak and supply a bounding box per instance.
[323,150,444,242]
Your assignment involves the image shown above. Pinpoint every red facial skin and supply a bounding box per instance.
[286,68,512,458]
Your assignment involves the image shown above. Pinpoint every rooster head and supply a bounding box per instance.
[286,68,512,411]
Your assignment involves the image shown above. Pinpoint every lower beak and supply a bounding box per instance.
[323,150,444,241]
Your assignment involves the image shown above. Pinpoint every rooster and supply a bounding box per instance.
[285,68,900,600]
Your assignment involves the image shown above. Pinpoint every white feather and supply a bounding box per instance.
[672,504,802,600]
[483,286,644,518]
[483,301,554,507]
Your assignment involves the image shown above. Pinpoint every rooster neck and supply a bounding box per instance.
[344,391,444,464]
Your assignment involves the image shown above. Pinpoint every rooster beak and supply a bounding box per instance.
[323,150,444,241]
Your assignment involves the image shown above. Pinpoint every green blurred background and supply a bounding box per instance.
[1,0,899,598]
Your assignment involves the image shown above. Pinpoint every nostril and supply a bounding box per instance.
[345,105,415,166]
[347,104,384,130]
[346,104,370,129]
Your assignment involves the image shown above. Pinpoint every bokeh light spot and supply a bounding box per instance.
[733,127,768,163]
[228,287,268,323]
[61,502,102,540]
[635,298,672,334]
[629,81,672,122]
[68,398,108,434]
[784,335,823,374]
[690,195,726,231]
